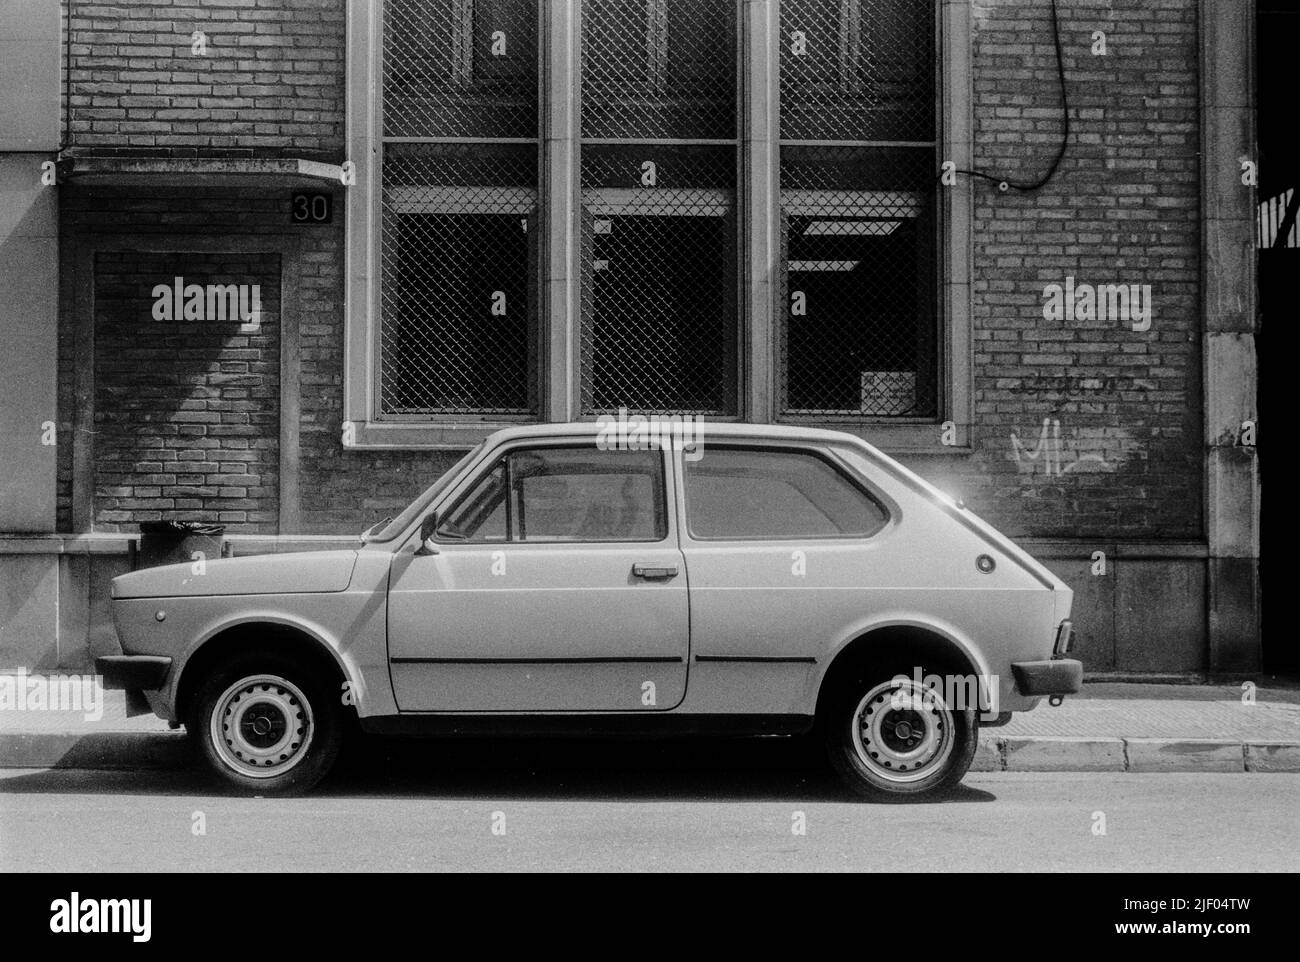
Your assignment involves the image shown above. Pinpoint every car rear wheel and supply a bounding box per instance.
[822,665,977,800]
[188,653,342,796]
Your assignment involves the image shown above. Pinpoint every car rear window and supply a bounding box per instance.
[684,447,888,540]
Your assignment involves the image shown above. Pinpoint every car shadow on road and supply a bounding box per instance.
[0,734,997,804]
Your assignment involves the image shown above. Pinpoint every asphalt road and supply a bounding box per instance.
[1,737,1297,871]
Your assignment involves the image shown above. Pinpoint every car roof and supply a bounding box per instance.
[483,420,884,451]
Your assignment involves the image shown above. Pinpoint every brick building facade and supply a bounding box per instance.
[0,1,1268,676]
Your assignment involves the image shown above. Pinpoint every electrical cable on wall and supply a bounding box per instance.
[944,0,1071,193]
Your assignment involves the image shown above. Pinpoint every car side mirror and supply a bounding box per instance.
[415,514,440,556]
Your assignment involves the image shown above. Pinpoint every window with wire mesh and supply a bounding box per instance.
[779,0,938,420]
[578,1,740,417]
[380,143,539,416]
[383,0,538,139]
[380,0,540,417]
[779,0,935,142]
[581,0,737,140]
[579,145,738,416]
[779,147,937,418]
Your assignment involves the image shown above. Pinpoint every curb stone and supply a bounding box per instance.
[1001,736,1127,772]
[970,735,1003,772]
[1124,738,1245,773]
[1245,742,1300,773]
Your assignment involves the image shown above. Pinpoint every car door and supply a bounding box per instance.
[676,442,893,714]
[386,440,689,712]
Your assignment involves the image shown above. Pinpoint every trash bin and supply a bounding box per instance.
[135,520,226,570]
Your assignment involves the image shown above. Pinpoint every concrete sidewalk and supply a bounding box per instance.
[1,678,1298,773]
[983,682,1300,773]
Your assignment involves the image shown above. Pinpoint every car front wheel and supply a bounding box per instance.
[823,666,977,800]
[189,653,342,796]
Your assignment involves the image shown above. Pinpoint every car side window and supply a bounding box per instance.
[684,447,888,540]
[437,461,508,542]
[438,445,668,544]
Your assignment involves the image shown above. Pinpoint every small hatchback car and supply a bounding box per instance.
[99,422,1081,799]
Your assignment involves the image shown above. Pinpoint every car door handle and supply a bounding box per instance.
[632,563,679,580]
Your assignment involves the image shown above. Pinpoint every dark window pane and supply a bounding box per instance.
[472,0,536,83]
[779,145,937,418]
[780,0,935,142]
[579,144,738,416]
[778,0,940,420]
[685,447,888,539]
[380,143,538,416]
[582,0,736,140]
[384,0,538,138]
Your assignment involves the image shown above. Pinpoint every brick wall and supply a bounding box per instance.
[65,0,345,158]
[56,0,1206,547]
[92,250,282,531]
[946,0,1203,541]
[58,185,463,535]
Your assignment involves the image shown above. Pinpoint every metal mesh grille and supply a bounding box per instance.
[779,0,938,420]
[779,147,937,418]
[581,0,737,140]
[380,0,540,417]
[580,145,738,415]
[383,0,539,139]
[579,2,740,416]
[380,143,539,415]
[779,0,936,142]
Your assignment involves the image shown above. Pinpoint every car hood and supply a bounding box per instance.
[111,550,359,599]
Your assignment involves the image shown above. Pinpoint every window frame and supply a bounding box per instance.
[577,0,744,419]
[347,0,547,449]
[681,442,892,543]
[346,0,971,453]
[763,0,968,449]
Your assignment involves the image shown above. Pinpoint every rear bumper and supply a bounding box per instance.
[95,655,172,691]
[1010,658,1083,697]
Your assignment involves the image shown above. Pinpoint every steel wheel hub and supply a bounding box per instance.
[209,674,314,779]
[851,678,956,784]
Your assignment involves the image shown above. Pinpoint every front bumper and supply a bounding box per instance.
[1010,658,1083,697]
[95,655,172,691]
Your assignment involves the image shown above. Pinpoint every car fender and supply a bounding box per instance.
[167,609,370,719]
[805,610,995,709]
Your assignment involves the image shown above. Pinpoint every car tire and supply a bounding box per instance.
[188,652,342,796]
[822,662,978,801]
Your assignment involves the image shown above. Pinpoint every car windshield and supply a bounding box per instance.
[363,442,486,543]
